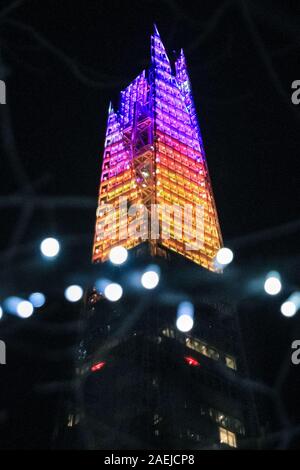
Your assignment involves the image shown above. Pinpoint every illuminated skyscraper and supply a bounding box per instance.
[60,27,259,451]
[93,25,222,271]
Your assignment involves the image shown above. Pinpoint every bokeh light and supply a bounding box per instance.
[29,292,46,308]
[216,247,234,266]
[176,301,194,332]
[104,283,123,302]
[264,271,282,295]
[109,246,128,265]
[64,285,83,302]
[40,237,60,258]
[141,270,160,289]
[17,300,34,318]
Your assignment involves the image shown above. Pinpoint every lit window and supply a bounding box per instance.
[225,355,237,370]
[67,414,74,427]
[186,337,219,361]
[209,408,245,435]
[154,414,162,425]
[219,426,237,448]
[162,328,175,338]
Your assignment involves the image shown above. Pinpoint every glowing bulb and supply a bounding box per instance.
[104,283,123,302]
[65,285,83,302]
[281,301,296,318]
[40,237,60,258]
[264,272,281,295]
[29,292,46,308]
[141,271,159,289]
[216,247,234,266]
[17,300,34,318]
[0,306,3,320]
[109,246,128,265]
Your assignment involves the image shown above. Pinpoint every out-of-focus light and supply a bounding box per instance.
[176,301,194,332]
[184,356,200,367]
[281,301,296,318]
[0,306,3,320]
[40,237,60,258]
[17,300,34,318]
[29,292,46,308]
[65,285,83,302]
[280,292,300,318]
[216,247,234,266]
[176,314,194,332]
[109,246,128,265]
[264,271,282,295]
[95,278,110,294]
[141,270,159,289]
[3,296,22,314]
[104,283,123,302]
[91,361,106,372]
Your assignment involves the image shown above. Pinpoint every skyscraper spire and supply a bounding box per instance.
[151,25,171,73]
[93,30,223,271]
[153,23,160,36]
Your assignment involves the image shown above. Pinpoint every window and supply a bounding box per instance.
[219,427,237,448]
[153,414,162,425]
[162,327,175,338]
[67,414,74,427]
[186,337,219,361]
[225,355,237,370]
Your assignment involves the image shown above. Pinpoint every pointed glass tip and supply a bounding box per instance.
[108,101,114,113]
[153,23,160,36]
[179,48,185,59]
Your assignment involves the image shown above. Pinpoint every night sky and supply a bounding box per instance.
[0,0,300,449]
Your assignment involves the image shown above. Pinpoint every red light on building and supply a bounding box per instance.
[91,361,106,372]
[184,356,200,367]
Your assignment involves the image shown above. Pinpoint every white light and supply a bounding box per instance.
[280,292,300,318]
[40,237,60,258]
[65,285,83,302]
[216,247,234,266]
[29,292,46,308]
[176,301,194,332]
[109,246,128,265]
[104,283,123,302]
[0,306,3,320]
[264,272,282,295]
[141,271,159,289]
[281,301,296,318]
[17,300,34,318]
[176,314,194,333]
